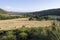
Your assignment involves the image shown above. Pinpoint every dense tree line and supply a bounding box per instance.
[0,15,23,20]
[28,15,57,21]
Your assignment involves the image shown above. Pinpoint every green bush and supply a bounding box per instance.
[19,32,28,40]
[1,35,16,40]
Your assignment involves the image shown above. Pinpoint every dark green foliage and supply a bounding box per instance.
[0,31,4,34]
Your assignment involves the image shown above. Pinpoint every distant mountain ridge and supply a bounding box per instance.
[7,8,60,16]
[0,8,60,16]
[30,8,60,16]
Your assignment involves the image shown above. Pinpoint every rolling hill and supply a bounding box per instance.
[7,8,60,16]
[0,8,7,14]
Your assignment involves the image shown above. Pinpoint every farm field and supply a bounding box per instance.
[0,18,57,30]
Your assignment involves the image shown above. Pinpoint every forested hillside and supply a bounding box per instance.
[0,8,7,14]
[26,8,60,16]
[24,8,60,20]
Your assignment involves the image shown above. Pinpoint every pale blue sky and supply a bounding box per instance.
[0,0,60,12]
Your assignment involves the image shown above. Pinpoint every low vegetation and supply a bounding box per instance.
[0,22,60,40]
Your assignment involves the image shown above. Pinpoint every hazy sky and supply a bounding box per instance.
[0,0,60,12]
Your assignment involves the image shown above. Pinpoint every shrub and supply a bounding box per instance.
[0,24,60,40]
[1,35,16,40]
[6,31,14,35]
[19,32,28,40]
[0,31,4,34]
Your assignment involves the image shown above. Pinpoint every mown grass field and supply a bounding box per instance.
[0,18,59,30]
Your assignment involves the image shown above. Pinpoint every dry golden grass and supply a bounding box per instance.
[0,18,58,30]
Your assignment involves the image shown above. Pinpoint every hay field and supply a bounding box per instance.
[0,18,56,30]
